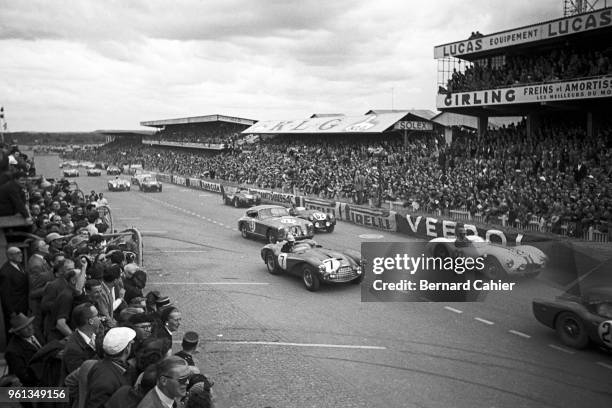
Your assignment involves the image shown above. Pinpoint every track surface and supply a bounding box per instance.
[38,157,612,408]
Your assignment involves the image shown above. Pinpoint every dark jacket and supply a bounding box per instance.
[0,261,30,318]
[5,334,42,386]
[0,179,28,217]
[85,359,131,408]
[62,330,99,377]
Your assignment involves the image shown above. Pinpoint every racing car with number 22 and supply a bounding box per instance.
[238,205,314,243]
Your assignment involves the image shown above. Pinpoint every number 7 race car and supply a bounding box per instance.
[261,239,363,291]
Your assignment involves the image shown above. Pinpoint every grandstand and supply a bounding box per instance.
[433,2,612,241]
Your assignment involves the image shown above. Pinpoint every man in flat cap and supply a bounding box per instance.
[85,327,136,408]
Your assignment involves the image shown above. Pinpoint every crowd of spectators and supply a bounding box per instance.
[67,119,612,239]
[0,144,214,408]
[152,122,246,146]
[442,44,612,93]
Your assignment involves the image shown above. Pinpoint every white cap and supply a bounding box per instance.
[103,327,136,355]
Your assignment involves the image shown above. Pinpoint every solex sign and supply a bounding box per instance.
[394,121,433,131]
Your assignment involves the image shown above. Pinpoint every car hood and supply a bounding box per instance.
[264,216,311,227]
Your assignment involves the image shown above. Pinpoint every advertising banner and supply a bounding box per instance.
[343,204,397,231]
[394,121,434,131]
[434,8,612,58]
[437,76,612,108]
[188,178,201,189]
[247,187,296,205]
[303,197,339,217]
[172,175,187,186]
[200,180,222,193]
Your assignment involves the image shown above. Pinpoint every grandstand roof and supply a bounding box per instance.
[434,7,612,60]
[95,129,156,136]
[140,114,257,128]
[365,109,437,121]
[432,112,522,129]
[242,110,436,134]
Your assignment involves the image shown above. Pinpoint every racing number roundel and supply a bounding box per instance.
[280,218,296,224]
[277,253,288,270]
[598,320,612,348]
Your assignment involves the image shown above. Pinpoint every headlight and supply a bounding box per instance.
[308,215,314,221]
[505,259,514,268]
[329,213,334,219]
[596,303,612,318]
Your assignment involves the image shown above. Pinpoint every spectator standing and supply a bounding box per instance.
[175,331,199,367]
[4,313,43,386]
[27,239,53,337]
[62,303,102,377]
[137,356,191,408]
[0,247,29,336]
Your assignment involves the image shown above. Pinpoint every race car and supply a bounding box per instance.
[139,176,162,192]
[107,178,131,191]
[80,161,96,169]
[87,168,102,176]
[59,160,78,168]
[222,186,261,207]
[131,172,154,187]
[106,166,122,175]
[289,206,336,233]
[261,239,363,291]
[238,205,314,243]
[63,167,80,177]
[533,287,612,349]
[426,235,547,280]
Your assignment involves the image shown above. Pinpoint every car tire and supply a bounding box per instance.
[266,230,277,244]
[433,244,450,258]
[326,225,335,233]
[234,198,239,208]
[302,265,320,292]
[555,312,589,349]
[240,223,250,239]
[481,257,509,281]
[265,252,280,275]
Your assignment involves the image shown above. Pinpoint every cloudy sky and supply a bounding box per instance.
[1,0,562,131]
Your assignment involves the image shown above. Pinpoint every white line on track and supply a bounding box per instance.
[157,250,211,253]
[444,306,463,314]
[214,341,387,350]
[119,217,141,220]
[140,231,168,234]
[508,330,531,339]
[149,282,270,285]
[596,361,612,370]
[474,317,494,325]
[548,344,575,354]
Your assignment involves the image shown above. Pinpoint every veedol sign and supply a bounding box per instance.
[437,76,612,108]
[434,8,612,58]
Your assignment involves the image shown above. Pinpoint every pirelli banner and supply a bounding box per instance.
[303,197,340,218]
[172,175,187,186]
[437,76,612,108]
[188,178,201,189]
[340,204,397,232]
[247,187,296,205]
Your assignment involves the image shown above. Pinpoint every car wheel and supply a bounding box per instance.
[326,225,335,233]
[240,224,249,239]
[433,244,449,258]
[481,257,509,280]
[266,230,277,244]
[265,253,280,275]
[302,265,320,292]
[234,198,239,208]
[555,312,589,349]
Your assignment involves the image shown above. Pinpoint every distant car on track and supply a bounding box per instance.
[106,166,122,175]
[426,235,547,280]
[131,172,154,187]
[238,205,314,243]
[533,287,612,349]
[63,167,80,177]
[221,186,261,207]
[289,206,336,233]
[139,176,162,192]
[261,239,363,291]
[87,168,102,176]
[107,178,131,191]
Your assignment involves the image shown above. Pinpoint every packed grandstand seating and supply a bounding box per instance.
[441,44,612,93]
[0,144,213,407]
[65,119,612,240]
[152,122,246,146]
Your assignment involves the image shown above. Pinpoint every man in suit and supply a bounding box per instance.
[62,302,101,377]
[85,327,136,408]
[0,170,32,220]
[0,247,29,336]
[137,356,191,408]
[27,239,53,337]
[4,313,44,386]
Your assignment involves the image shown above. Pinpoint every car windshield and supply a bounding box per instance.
[259,207,290,218]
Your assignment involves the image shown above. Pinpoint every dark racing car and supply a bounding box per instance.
[139,176,162,192]
[221,185,261,207]
[261,239,363,291]
[238,205,314,243]
[533,287,612,349]
[289,206,336,233]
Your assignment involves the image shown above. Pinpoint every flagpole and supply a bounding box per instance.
[0,107,4,144]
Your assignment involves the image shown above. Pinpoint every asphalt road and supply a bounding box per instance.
[36,156,612,408]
